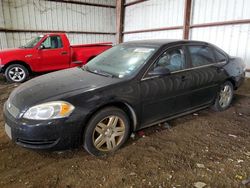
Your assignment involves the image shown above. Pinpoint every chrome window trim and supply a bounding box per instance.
[141,60,226,81]
[141,75,160,81]
[141,43,227,82]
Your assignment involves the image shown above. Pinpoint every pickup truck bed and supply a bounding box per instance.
[0,33,112,83]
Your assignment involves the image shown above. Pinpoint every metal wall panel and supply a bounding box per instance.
[2,0,115,32]
[0,0,8,49]
[123,29,183,41]
[192,0,250,24]
[1,32,116,49]
[0,0,4,28]
[125,0,135,4]
[123,0,184,42]
[75,0,116,6]
[124,0,185,32]
[0,32,8,49]
[0,0,116,49]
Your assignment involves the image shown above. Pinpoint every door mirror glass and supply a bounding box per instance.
[148,66,170,76]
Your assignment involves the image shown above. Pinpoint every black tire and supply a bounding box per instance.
[212,81,234,111]
[5,64,29,83]
[83,107,130,156]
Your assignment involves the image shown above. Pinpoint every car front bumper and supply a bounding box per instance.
[3,102,85,150]
[235,72,245,89]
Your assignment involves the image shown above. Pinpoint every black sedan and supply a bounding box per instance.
[3,40,245,156]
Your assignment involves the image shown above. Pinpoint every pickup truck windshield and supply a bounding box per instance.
[21,36,43,48]
[86,45,156,78]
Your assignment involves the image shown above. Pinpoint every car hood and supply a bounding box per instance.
[8,67,120,110]
[0,48,27,55]
[0,48,34,61]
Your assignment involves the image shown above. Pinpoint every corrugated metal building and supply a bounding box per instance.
[124,0,184,41]
[123,0,250,77]
[0,0,116,49]
[0,0,249,77]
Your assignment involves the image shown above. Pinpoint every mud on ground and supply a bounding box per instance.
[0,75,250,188]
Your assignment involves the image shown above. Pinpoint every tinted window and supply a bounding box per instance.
[188,46,215,67]
[153,48,185,72]
[214,49,227,62]
[41,36,63,49]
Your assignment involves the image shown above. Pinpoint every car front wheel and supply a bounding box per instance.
[5,64,29,83]
[83,107,130,156]
[212,81,234,111]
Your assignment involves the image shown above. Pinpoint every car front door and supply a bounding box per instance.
[140,46,194,127]
[186,45,227,107]
[37,35,70,71]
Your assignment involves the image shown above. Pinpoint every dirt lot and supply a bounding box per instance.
[0,75,249,188]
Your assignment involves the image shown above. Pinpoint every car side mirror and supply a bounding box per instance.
[148,66,171,77]
[38,44,45,50]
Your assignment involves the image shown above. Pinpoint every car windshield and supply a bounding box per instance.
[85,44,157,78]
[20,35,43,48]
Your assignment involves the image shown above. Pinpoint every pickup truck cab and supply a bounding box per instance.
[0,33,112,83]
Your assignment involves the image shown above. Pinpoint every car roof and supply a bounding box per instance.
[123,39,209,48]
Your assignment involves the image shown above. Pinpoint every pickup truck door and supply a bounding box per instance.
[37,36,70,71]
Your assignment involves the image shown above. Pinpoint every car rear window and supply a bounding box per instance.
[214,49,227,62]
[188,45,216,67]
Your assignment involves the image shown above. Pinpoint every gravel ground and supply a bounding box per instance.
[0,75,250,188]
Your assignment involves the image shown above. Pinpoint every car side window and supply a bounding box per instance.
[188,45,216,67]
[41,36,63,49]
[214,49,227,62]
[153,48,185,72]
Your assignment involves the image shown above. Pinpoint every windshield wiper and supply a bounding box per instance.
[83,66,115,78]
[96,70,115,78]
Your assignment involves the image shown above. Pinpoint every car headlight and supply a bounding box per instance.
[23,101,75,120]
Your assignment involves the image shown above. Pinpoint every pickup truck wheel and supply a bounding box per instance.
[83,107,130,156]
[212,81,234,111]
[5,64,29,83]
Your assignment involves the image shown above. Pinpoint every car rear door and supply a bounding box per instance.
[185,44,227,107]
[140,45,194,127]
[38,35,70,71]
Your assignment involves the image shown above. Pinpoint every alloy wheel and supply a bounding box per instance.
[8,67,26,82]
[219,84,233,108]
[92,115,125,151]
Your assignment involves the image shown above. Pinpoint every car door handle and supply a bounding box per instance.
[216,67,224,73]
[61,51,68,55]
[181,75,189,81]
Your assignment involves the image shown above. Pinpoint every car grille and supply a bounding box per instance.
[16,138,59,149]
[17,138,57,146]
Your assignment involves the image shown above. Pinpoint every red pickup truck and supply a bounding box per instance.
[0,33,112,83]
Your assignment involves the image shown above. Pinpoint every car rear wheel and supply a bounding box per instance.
[83,107,130,156]
[212,81,234,111]
[5,64,29,83]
